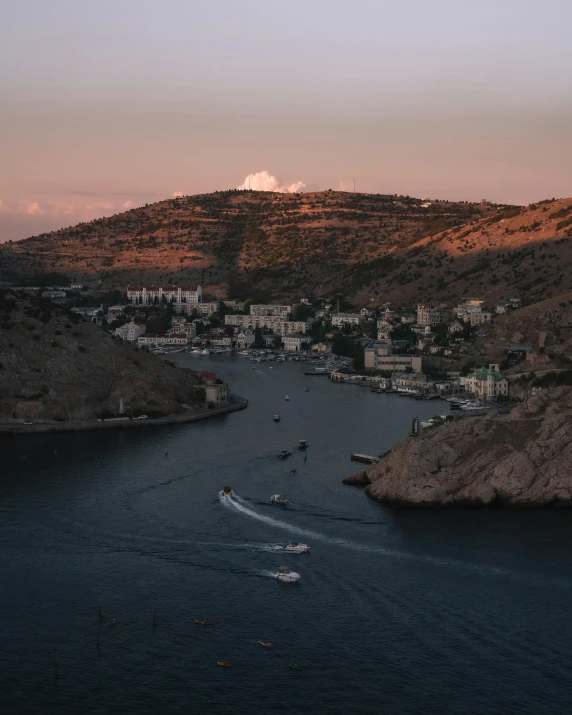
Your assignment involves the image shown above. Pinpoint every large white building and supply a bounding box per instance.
[460,364,508,400]
[127,285,202,305]
[250,304,292,317]
[283,334,310,352]
[224,315,311,334]
[114,321,146,342]
[364,341,422,372]
[137,333,190,346]
[331,313,364,327]
[417,303,448,326]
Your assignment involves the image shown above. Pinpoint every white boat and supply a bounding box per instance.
[284,395,290,401]
[200,349,210,355]
[284,542,310,553]
[276,566,301,582]
[270,494,288,504]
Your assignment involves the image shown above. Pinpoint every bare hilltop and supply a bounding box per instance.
[2,190,571,305]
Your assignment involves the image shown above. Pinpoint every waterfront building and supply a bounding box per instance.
[250,304,292,317]
[137,333,190,346]
[460,364,509,400]
[197,302,220,317]
[283,334,310,352]
[364,340,422,372]
[114,321,147,342]
[205,381,229,407]
[127,284,202,306]
[236,331,256,349]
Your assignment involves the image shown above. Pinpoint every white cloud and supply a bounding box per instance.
[237,171,306,193]
[172,191,184,198]
[24,201,44,215]
[85,201,112,210]
[122,200,134,209]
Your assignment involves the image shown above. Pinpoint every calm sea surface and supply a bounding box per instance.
[1,355,571,715]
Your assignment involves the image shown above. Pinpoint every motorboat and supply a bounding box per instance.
[284,395,290,401]
[276,566,300,582]
[289,664,303,671]
[273,414,280,422]
[217,661,231,667]
[298,440,309,450]
[284,541,310,553]
[270,494,288,504]
[200,349,210,355]
[195,619,214,625]
[258,641,273,648]
[222,486,232,497]
[278,449,292,459]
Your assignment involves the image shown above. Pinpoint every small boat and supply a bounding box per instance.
[277,566,300,582]
[200,349,210,355]
[298,440,308,450]
[273,414,280,422]
[258,641,273,648]
[278,448,292,459]
[108,619,116,628]
[222,486,232,497]
[284,395,290,401]
[304,387,309,392]
[217,661,231,667]
[289,664,303,671]
[284,541,310,553]
[195,619,215,626]
[270,494,288,505]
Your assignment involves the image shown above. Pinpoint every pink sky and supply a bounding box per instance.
[1,0,571,241]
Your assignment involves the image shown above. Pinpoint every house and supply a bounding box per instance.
[205,381,229,407]
[417,303,448,326]
[170,320,196,338]
[393,372,429,391]
[283,334,309,352]
[400,313,416,324]
[107,305,126,318]
[331,313,364,327]
[495,303,509,315]
[448,320,465,334]
[197,302,220,317]
[210,337,233,348]
[311,342,332,353]
[114,321,146,342]
[127,284,202,306]
[360,308,373,317]
[469,311,492,326]
[460,364,509,400]
[137,333,190,346]
[236,331,256,349]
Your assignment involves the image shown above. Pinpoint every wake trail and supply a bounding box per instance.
[221,494,551,582]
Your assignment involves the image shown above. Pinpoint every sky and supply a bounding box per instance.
[0,0,571,241]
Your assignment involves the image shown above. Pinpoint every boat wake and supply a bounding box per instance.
[220,493,530,580]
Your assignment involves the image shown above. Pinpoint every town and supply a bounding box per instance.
[11,282,542,414]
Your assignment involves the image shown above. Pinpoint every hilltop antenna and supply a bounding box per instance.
[353,178,355,194]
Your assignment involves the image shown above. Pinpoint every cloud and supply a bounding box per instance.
[173,191,184,198]
[122,200,134,209]
[338,181,354,192]
[85,201,112,210]
[237,171,306,193]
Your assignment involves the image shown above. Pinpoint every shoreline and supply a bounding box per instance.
[0,394,248,436]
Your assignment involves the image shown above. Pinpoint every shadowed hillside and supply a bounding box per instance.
[2,190,571,305]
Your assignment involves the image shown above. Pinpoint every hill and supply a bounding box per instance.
[346,386,572,508]
[1,190,571,305]
[0,291,203,425]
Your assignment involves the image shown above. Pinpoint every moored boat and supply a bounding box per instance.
[278,448,292,459]
[270,494,288,504]
[284,395,290,401]
[195,619,214,625]
[298,439,308,450]
[273,414,280,422]
[258,641,273,648]
[217,661,231,667]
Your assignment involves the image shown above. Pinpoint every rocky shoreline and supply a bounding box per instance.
[0,395,247,435]
[344,387,572,508]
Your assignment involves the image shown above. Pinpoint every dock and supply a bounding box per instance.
[350,453,379,464]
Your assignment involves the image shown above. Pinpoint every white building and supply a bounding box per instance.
[114,321,147,342]
[469,311,492,326]
[283,334,310,352]
[250,304,292,317]
[127,284,202,306]
[137,333,190,346]
[364,341,423,372]
[107,305,126,318]
[448,320,465,334]
[331,313,364,327]
[197,302,220,317]
[460,364,509,400]
[417,303,448,326]
[236,331,256,349]
[205,382,229,407]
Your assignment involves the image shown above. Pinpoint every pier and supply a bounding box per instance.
[350,453,379,464]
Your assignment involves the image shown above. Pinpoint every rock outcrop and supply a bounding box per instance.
[352,387,572,507]
[0,291,203,424]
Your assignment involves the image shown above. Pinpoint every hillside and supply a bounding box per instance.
[345,386,572,508]
[1,190,572,305]
[0,291,203,425]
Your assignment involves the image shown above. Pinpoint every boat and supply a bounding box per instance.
[108,619,116,628]
[284,395,290,401]
[276,566,300,582]
[258,641,273,648]
[284,541,310,553]
[273,414,280,422]
[217,661,231,667]
[200,349,210,355]
[195,619,214,625]
[222,486,232,497]
[289,664,303,671]
[278,448,292,459]
[298,440,308,450]
[270,494,288,504]
[304,387,309,392]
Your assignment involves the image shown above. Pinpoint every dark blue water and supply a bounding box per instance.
[1,356,571,715]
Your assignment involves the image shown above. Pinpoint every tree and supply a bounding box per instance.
[273,335,283,349]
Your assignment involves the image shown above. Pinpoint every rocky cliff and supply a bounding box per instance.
[348,387,572,507]
[0,291,203,424]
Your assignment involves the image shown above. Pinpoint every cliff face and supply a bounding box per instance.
[358,387,572,507]
[0,291,203,424]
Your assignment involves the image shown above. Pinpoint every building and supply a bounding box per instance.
[460,364,509,400]
[197,302,220,317]
[417,303,448,326]
[250,304,292,317]
[137,333,190,346]
[107,305,126,318]
[114,321,146,342]
[311,342,332,353]
[469,311,492,326]
[205,382,229,407]
[224,315,311,334]
[393,372,429,391]
[282,334,309,352]
[331,313,364,327]
[364,341,422,372]
[236,331,256,349]
[127,284,202,306]
[448,320,465,334]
